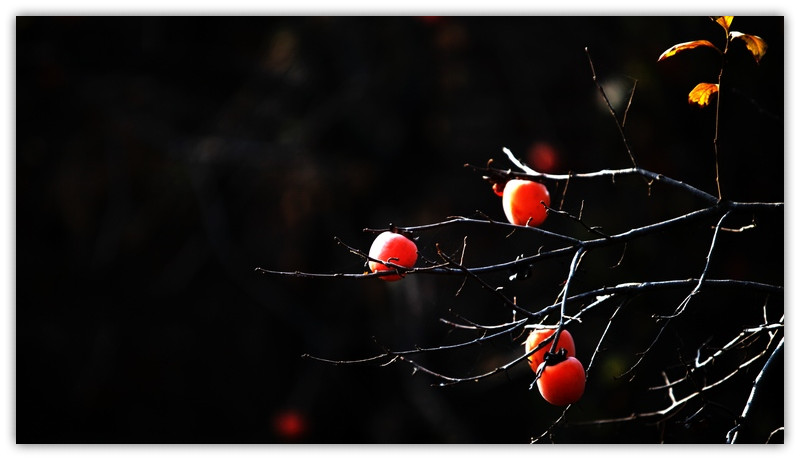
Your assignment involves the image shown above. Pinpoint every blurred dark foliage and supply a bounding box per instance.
[16,16,783,443]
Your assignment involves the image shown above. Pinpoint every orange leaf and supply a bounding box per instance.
[658,40,721,61]
[688,83,719,107]
[730,31,768,63]
[714,16,734,33]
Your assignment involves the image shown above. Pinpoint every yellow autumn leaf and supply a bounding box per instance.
[730,31,768,63]
[658,40,721,61]
[714,16,734,33]
[688,83,719,107]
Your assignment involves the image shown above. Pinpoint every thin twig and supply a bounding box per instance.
[544,203,610,238]
[531,410,569,444]
[367,214,582,245]
[559,173,571,211]
[585,302,624,378]
[716,217,756,233]
[617,317,671,381]
[610,242,627,268]
[585,47,638,168]
[303,317,528,367]
[765,427,784,444]
[657,210,731,319]
[622,77,638,128]
[695,319,783,369]
[439,312,527,331]
[435,243,540,319]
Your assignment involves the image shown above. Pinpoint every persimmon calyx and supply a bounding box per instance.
[543,348,570,366]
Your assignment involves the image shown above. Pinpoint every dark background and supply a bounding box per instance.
[16,16,783,443]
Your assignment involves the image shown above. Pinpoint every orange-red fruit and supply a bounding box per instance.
[502,179,550,226]
[524,329,576,372]
[492,182,504,197]
[368,231,418,281]
[536,356,586,406]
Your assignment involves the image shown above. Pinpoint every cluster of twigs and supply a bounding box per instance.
[255,46,783,443]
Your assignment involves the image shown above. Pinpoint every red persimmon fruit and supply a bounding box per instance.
[501,179,550,226]
[368,231,418,281]
[536,356,586,406]
[524,329,576,372]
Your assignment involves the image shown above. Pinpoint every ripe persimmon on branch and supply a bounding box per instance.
[255,16,782,443]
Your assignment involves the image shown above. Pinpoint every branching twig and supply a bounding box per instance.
[467,156,724,205]
[370,214,582,245]
[576,316,781,430]
[544,202,610,238]
[453,204,748,277]
[303,317,528,367]
[617,317,671,381]
[585,302,624,378]
[695,316,783,369]
[440,311,525,331]
[575,351,767,428]
[727,336,784,444]
[434,242,540,319]
[657,210,731,319]
[585,47,638,168]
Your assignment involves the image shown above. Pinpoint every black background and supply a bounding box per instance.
[16,16,783,443]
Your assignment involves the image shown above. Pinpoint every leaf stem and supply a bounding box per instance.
[713,29,731,201]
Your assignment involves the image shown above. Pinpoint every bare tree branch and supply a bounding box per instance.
[727,336,784,444]
[303,317,528,367]
[466,159,724,205]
